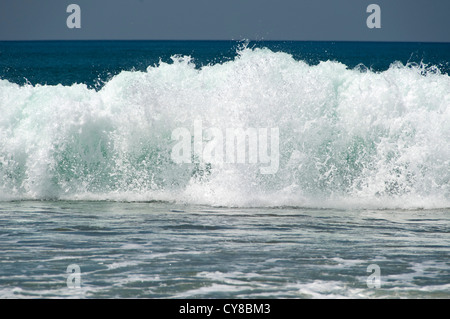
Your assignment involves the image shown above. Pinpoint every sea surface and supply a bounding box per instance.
[0,41,449,298]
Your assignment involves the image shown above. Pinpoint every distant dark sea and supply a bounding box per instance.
[1,41,449,87]
[0,41,449,298]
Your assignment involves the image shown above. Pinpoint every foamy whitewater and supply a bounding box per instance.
[0,42,449,299]
[0,47,449,208]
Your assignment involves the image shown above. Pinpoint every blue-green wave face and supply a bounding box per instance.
[0,48,449,208]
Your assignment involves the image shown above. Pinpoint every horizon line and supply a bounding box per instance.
[1,39,450,44]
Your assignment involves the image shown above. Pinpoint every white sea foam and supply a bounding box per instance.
[0,48,449,208]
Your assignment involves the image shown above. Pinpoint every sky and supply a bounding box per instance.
[0,0,449,42]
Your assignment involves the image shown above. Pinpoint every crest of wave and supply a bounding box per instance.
[0,47,449,208]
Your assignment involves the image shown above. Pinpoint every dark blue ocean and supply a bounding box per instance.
[0,41,449,298]
[1,41,450,88]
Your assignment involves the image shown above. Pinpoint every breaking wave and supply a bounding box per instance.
[0,47,449,208]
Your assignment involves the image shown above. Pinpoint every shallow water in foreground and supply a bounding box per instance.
[0,201,448,298]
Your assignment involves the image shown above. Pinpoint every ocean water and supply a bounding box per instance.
[0,41,449,298]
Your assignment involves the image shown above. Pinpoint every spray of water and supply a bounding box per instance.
[0,48,449,208]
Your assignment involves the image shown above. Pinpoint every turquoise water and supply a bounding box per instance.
[0,41,449,298]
